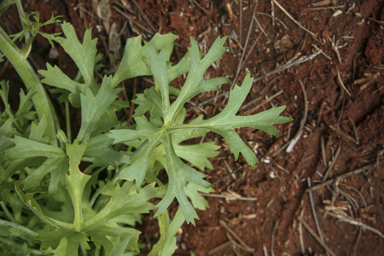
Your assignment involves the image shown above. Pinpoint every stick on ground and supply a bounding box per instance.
[297,216,337,256]
[307,159,384,192]
[273,0,317,37]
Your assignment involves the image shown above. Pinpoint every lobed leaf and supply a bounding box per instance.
[84,181,157,229]
[131,94,153,117]
[22,156,68,192]
[0,135,14,153]
[165,36,229,123]
[148,209,185,256]
[76,76,121,143]
[184,182,214,210]
[143,43,171,113]
[39,64,86,107]
[171,110,219,170]
[87,226,140,254]
[65,140,91,232]
[155,132,211,224]
[58,22,98,93]
[85,134,131,168]
[0,225,11,237]
[7,136,65,159]
[37,230,90,256]
[0,118,15,138]
[110,236,134,256]
[171,73,292,167]
[109,116,163,191]
[29,115,49,143]
[112,33,178,87]
[15,185,71,230]
[0,80,9,109]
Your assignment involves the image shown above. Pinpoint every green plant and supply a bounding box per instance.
[0,1,291,255]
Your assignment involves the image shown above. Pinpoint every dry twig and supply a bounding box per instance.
[271,220,279,256]
[321,135,327,167]
[271,0,275,26]
[208,241,231,255]
[337,71,351,96]
[328,125,359,145]
[297,216,337,256]
[272,0,317,37]
[113,6,153,35]
[212,166,242,185]
[273,80,308,156]
[298,209,305,255]
[191,51,320,113]
[354,72,380,91]
[326,212,384,240]
[348,116,360,145]
[219,220,255,253]
[367,17,384,25]
[255,12,289,30]
[244,90,283,115]
[239,0,243,43]
[307,159,384,192]
[201,191,257,202]
[254,51,321,83]
[231,2,258,90]
[286,80,308,153]
[308,178,326,250]
[322,146,341,181]
[352,228,362,256]
[263,243,269,256]
[191,0,210,15]
[253,15,268,37]
[329,36,341,64]
[312,44,332,60]
[131,0,156,32]
[226,232,249,254]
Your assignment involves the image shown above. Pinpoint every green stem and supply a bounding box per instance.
[65,101,71,142]
[0,28,59,146]
[0,202,15,222]
[0,219,38,237]
[19,34,35,58]
[80,244,88,256]
[0,237,45,255]
[14,0,30,44]
[95,247,100,256]
[0,158,45,186]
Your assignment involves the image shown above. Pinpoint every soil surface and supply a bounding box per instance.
[1,0,384,255]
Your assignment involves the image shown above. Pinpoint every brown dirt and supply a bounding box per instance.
[1,0,384,255]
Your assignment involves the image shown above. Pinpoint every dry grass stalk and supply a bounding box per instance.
[298,209,305,255]
[131,0,156,32]
[355,72,380,91]
[308,178,326,248]
[297,216,337,256]
[272,0,317,37]
[337,71,351,96]
[231,1,258,90]
[312,44,332,60]
[325,212,384,240]
[208,241,231,255]
[311,0,336,7]
[286,80,308,153]
[245,90,283,115]
[322,146,341,181]
[219,220,255,253]
[348,116,360,144]
[307,159,384,192]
